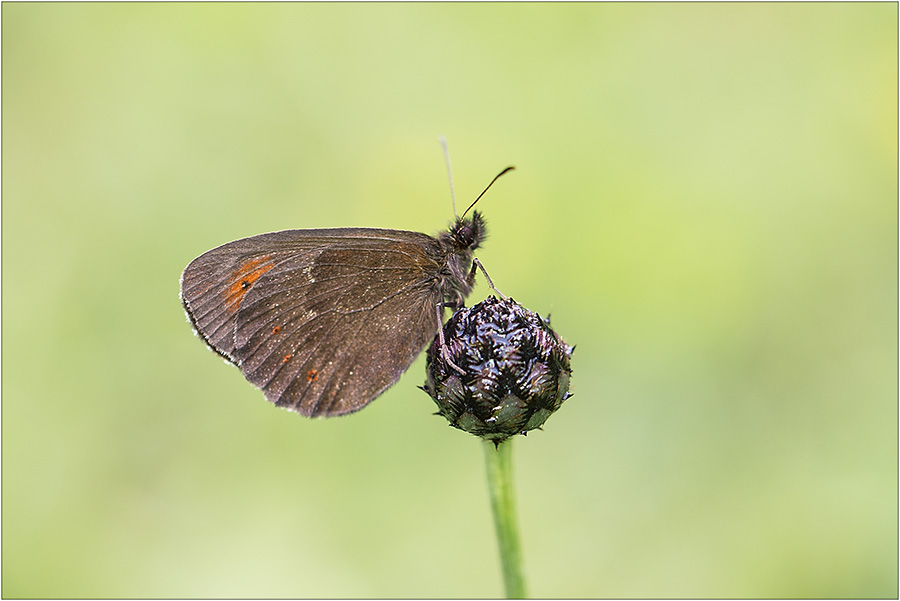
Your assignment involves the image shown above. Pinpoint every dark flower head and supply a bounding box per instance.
[423,296,574,444]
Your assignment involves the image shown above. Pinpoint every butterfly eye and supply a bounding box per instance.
[455,225,475,247]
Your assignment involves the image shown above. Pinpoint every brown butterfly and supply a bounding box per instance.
[180,162,513,417]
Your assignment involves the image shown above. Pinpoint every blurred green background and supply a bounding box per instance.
[3,3,896,598]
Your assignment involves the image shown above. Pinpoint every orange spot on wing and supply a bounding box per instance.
[282,353,292,364]
[224,256,274,312]
[306,369,318,382]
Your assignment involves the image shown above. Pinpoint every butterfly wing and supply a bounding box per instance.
[181,228,445,416]
[181,232,302,362]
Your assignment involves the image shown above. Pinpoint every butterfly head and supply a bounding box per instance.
[447,210,487,253]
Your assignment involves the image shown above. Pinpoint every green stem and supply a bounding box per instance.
[483,438,528,599]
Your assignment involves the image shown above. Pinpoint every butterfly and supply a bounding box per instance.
[180,153,512,417]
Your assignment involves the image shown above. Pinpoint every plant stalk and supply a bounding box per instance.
[483,438,528,598]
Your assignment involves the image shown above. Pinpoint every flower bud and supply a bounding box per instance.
[423,296,574,443]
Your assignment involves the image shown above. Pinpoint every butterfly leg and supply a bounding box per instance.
[436,303,466,375]
[473,258,506,299]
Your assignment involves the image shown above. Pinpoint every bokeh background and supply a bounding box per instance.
[3,3,896,598]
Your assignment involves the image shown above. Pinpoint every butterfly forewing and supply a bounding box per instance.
[180,230,349,361]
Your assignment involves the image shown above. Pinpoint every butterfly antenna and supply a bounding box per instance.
[461,166,516,218]
[439,136,458,217]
